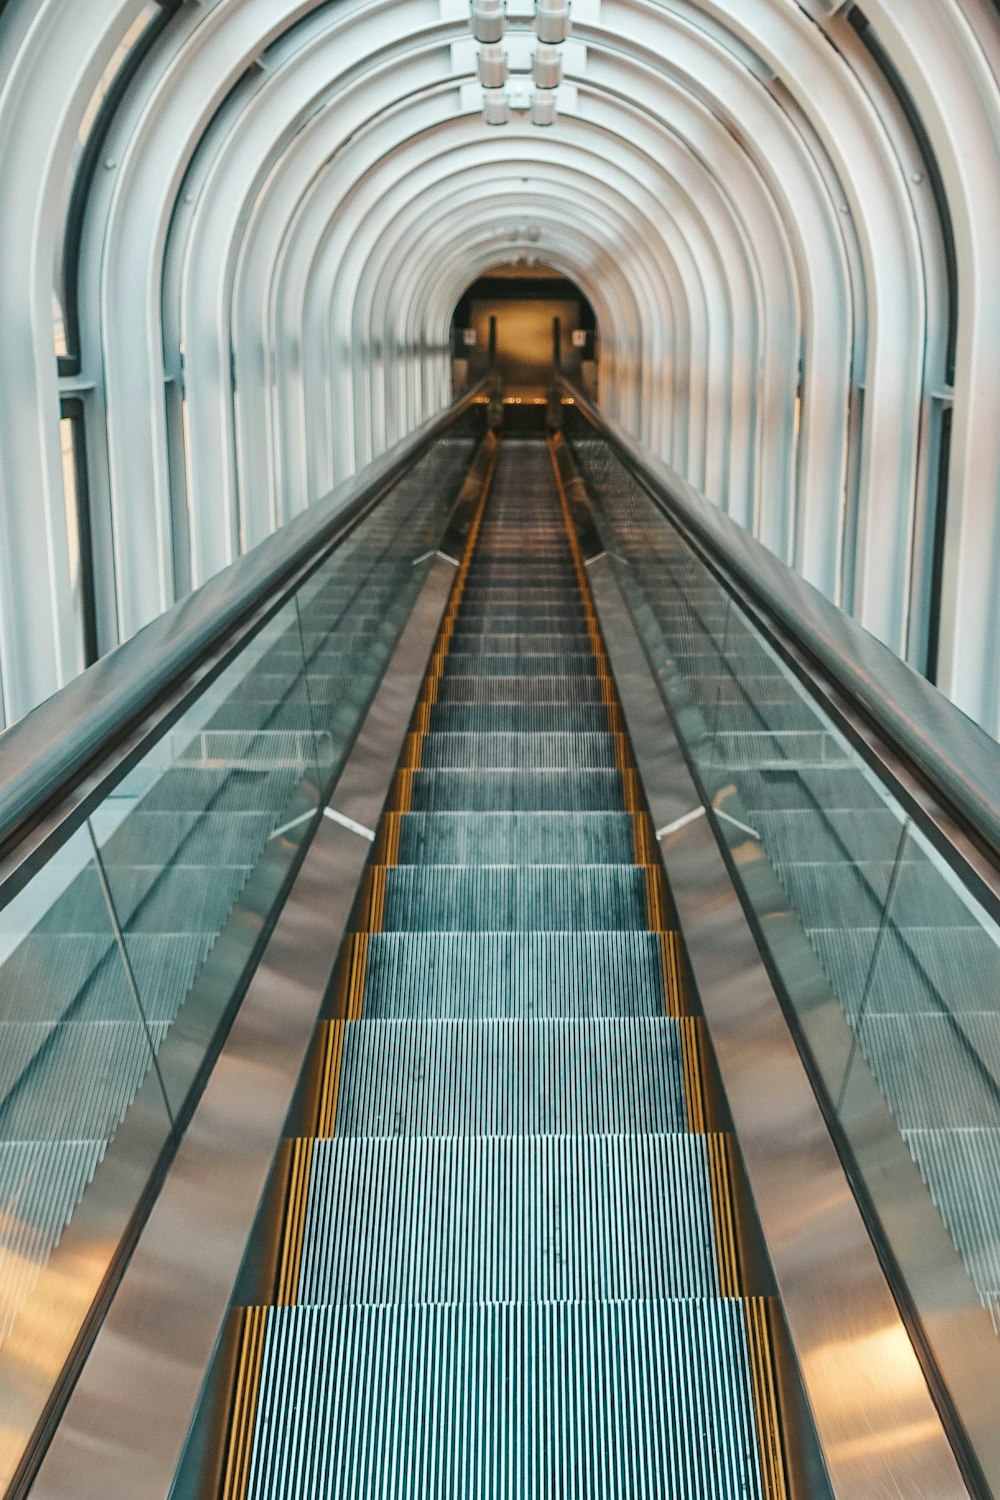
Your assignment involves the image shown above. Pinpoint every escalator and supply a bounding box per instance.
[3,395,999,1499]
[206,439,791,1498]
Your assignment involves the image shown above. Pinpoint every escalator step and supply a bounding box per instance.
[366,865,663,933]
[391,812,637,865]
[290,1133,723,1306]
[417,732,618,770]
[433,676,607,704]
[405,769,628,812]
[443,652,597,677]
[231,1298,773,1500]
[426,704,611,733]
[352,931,686,1019]
[331,1017,688,1136]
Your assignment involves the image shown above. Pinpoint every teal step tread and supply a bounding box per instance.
[357,932,672,1019]
[377,866,651,932]
[394,812,635,865]
[418,733,617,770]
[245,1299,767,1500]
[408,769,628,812]
[335,1017,686,1137]
[297,1134,720,1305]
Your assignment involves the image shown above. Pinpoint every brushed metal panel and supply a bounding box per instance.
[28,555,457,1500]
[587,555,971,1500]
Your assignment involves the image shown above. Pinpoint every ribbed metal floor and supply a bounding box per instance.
[214,440,790,1499]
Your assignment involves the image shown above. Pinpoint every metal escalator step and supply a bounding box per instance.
[0,1018,169,1141]
[333,1017,687,1137]
[375,866,655,932]
[426,704,611,733]
[433,675,607,705]
[809,925,1000,1016]
[751,808,916,866]
[443,653,597,677]
[731,767,887,814]
[406,769,626,812]
[855,1010,1000,1129]
[417,733,617,770]
[453,612,588,632]
[357,932,683,1018]
[778,860,970,929]
[393,812,636,865]
[447,633,592,654]
[291,1134,722,1306]
[235,1298,771,1500]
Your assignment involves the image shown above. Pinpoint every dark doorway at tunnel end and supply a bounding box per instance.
[451,263,598,404]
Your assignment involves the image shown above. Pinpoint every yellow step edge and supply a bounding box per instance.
[744,1297,792,1500]
[314,1019,347,1138]
[327,932,369,1020]
[374,812,403,866]
[356,867,388,933]
[401,731,426,771]
[706,1134,743,1299]
[274,1139,313,1307]
[642,864,672,932]
[659,931,689,1018]
[679,1016,708,1134]
[218,1305,269,1500]
[389,768,414,813]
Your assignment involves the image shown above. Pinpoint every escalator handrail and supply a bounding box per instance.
[0,383,488,867]
[559,375,1000,867]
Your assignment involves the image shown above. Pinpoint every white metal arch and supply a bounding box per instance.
[1,0,998,737]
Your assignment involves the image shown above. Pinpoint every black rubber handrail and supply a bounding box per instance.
[0,384,487,862]
[560,376,1000,866]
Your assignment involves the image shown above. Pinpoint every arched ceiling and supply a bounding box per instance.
[1,0,999,736]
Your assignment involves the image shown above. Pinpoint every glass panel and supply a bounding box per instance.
[0,825,171,1484]
[0,422,479,1485]
[568,422,1000,1467]
[93,597,322,1117]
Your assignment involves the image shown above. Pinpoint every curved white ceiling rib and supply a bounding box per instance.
[1,0,999,736]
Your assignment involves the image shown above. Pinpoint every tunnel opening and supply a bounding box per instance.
[450,261,598,404]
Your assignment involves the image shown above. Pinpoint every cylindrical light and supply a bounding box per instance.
[532,43,562,90]
[483,87,510,126]
[531,91,558,127]
[478,42,508,88]
[471,0,506,44]
[534,0,571,45]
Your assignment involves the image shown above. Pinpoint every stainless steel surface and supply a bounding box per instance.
[562,379,1000,868]
[587,554,972,1500]
[0,385,484,874]
[27,555,457,1500]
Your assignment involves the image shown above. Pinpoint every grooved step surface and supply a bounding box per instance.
[376,866,653,932]
[394,813,636,866]
[334,1018,686,1136]
[217,440,781,1500]
[418,732,618,770]
[245,1300,768,1500]
[296,1134,720,1305]
[407,769,626,812]
[358,932,674,1018]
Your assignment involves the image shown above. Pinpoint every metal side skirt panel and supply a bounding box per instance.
[28,555,458,1500]
[585,554,969,1500]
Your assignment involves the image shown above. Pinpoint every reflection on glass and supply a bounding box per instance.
[0,823,170,1481]
[569,422,1000,1468]
[0,424,476,1488]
